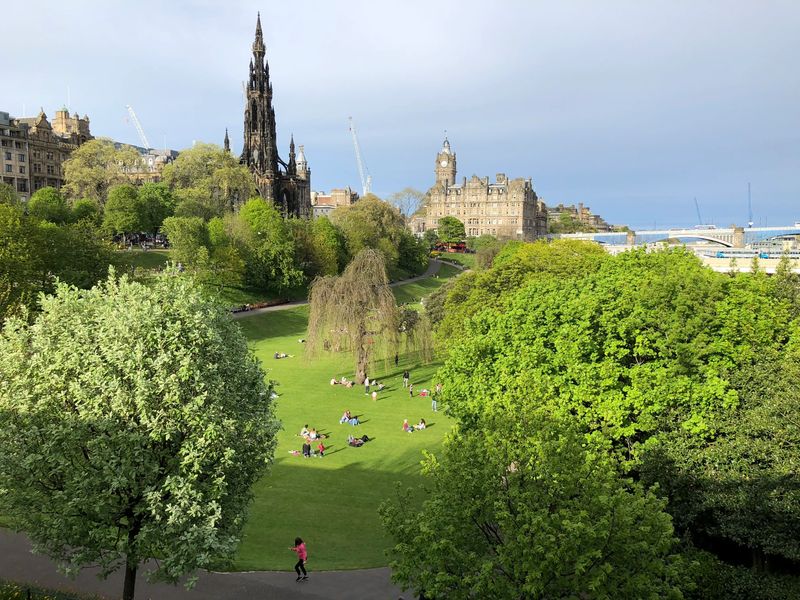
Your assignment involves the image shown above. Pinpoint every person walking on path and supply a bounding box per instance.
[433,382,442,412]
[364,375,370,395]
[290,537,308,581]
[409,383,414,399]
[402,370,410,388]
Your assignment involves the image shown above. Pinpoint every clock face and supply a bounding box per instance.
[440,159,449,167]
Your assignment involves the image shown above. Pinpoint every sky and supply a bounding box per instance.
[5,0,799,229]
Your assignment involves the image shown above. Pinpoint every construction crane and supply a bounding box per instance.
[348,116,372,196]
[694,197,703,226]
[125,105,151,150]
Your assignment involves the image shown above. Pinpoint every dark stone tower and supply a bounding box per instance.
[223,128,230,153]
[240,13,311,218]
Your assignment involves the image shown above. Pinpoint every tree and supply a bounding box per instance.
[237,198,302,290]
[437,216,465,243]
[548,211,594,234]
[380,412,685,599]
[331,194,428,275]
[161,144,254,216]
[28,187,70,224]
[0,204,116,325]
[307,249,399,383]
[62,138,141,204]
[161,216,210,267]
[103,184,142,239]
[387,187,425,217]
[310,216,347,276]
[0,182,19,206]
[0,273,279,600]
[70,198,101,225]
[137,182,175,233]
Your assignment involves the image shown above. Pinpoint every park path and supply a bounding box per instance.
[0,529,406,600]
[232,259,444,320]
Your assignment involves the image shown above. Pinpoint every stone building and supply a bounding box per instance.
[120,144,178,184]
[413,137,548,240]
[1,107,92,200]
[547,202,611,232]
[310,185,359,218]
[238,14,311,217]
[0,111,30,201]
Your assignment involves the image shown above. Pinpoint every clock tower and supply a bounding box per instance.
[435,136,456,185]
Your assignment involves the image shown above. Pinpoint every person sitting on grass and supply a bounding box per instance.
[274,352,292,359]
[349,414,360,426]
[378,382,385,391]
[416,418,427,430]
[402,419,414,433]
[330,377,339,386]
[299,424,309,437]
[348,434,364,447]
[308,428,318,441]
[339,410,351,424]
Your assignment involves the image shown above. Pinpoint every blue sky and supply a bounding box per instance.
[5,1,799,228]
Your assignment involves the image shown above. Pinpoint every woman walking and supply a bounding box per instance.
[290,537,308,581]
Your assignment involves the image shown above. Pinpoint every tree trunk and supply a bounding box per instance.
[355,320,369,384]
[122,558,137,600]
[122,521,140,600]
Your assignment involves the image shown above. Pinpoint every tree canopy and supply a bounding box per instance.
[62,138,141,204]
[0,273,279,600]
[437,216,465,243]
[28,187,70,224]
[381,411,685,599]
[161,144,254,217]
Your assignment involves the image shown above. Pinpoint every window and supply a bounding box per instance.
[4,151,10,160]
[14,142,21,149]
[17,180,28,193]
[19,165,25,174]
[33,163,41,173]
[46,152,53,160]
[46,165,54,175]
[4,165,10,173]
[18,153,25,162]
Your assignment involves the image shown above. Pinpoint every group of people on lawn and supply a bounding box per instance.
[299,424,326,458]
[296,372,442,456]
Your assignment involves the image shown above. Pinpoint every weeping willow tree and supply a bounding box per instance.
[307,249,400,383]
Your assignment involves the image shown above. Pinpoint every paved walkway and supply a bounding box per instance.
[232,259,443,320]
[0,530,407,600]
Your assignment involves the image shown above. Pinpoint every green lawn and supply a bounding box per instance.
[232,269,460,571]
[393,263,459,307]
[437,252,475,269]
[120,249,172,271]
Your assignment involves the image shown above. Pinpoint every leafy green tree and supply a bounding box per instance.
[103,184,142,238]
[331,194,428,275]
[437,216,465,243]
[161,216,210,267]
[435,239,607,343]
[466,234,498,251]
[162,144,254,217]
[0,182,20,206]
[0,204,115,325]
[422,229,439,249]
[70,198,101,225]
[137,182,175,233]
[62,138,141,204]
[238,198,302,290]
[310,216,346,276]
[640,355,800,574]
[0,273,279,600]
[28,187,70,224]
[0,203,45,323]
[381,412,685,599]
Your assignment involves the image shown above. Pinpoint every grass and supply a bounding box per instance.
[436,252,475,269]
[119,249,172,271]
[393,263,459,307]
[231,267,461,571]
[0,580,97,600]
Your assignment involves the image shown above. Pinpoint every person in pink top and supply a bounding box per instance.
[290,536,308,581]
